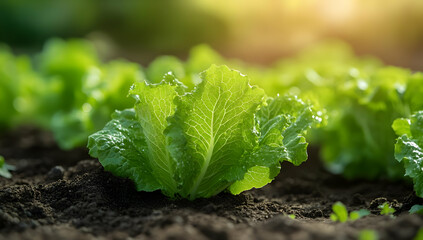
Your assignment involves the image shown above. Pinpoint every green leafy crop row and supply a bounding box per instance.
[0,39,141,149]
[1,39,423,200]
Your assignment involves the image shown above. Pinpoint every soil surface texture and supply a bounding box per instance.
[0,128,422,240]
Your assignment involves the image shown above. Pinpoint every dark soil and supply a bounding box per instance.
[1,128,422,240]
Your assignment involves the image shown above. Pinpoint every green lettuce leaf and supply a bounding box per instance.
[168,65,265,199]
[129,74,183,196]
[88,109,160,192]
[393,111,423,197]
[229,96,317,194]
[88,65,318,199]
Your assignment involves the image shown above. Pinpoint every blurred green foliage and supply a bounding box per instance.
[414,228,423,240]
[37,39,100,114]
[38,39,143,149]
[0,0,227,53]
[0,45,41,129]
[0,0,97,46]
[359,230,379,240]
[0,39,143,149]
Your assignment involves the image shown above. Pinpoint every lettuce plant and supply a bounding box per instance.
[0,46,41,130]
[0,46,21,129]
[37,38,100,115]
[319,67,412,179]
[49,60,143,149]
[33,39,144,149]
[393,111,423,197]
[88,65,318,199]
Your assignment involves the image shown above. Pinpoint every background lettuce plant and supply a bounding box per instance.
[31,39,145,149]
[393,111,423,197]
[0,46,41,130]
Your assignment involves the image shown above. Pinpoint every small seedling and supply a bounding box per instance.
[330,202,348,222]
[330,202,370,223]
[0,156,15,179]
[283,213,296,219]
[358,229,379,240]
[409,205,423,215]
[350,209,371,221]
[378,202,395,217]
